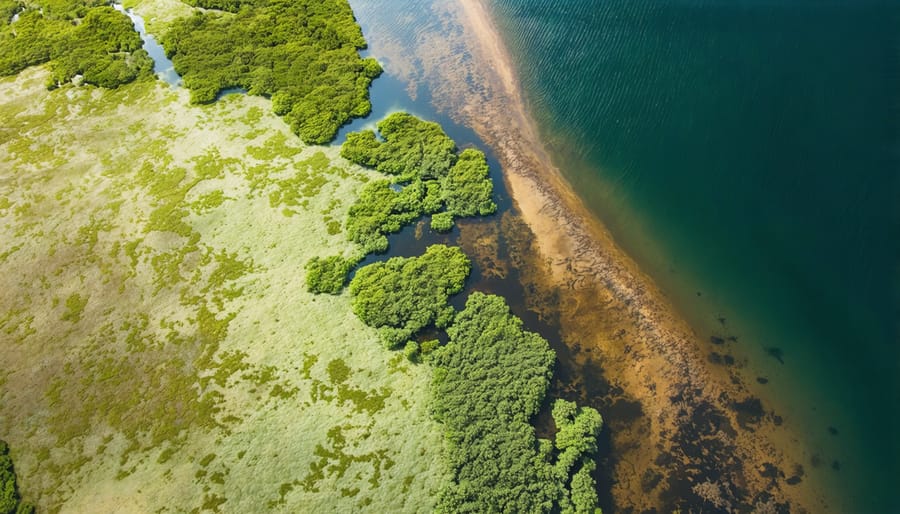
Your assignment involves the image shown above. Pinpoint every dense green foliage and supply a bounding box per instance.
[341,113,496,248]
[442,148,496,217]
[0,441,33,514]
[348,245,469,349]
[430,211,454,233]
[306,113,602,512]
[0,0,152,87]
[552,399,604,513]
[304,254,360,294]
[0,10,58,74]
[51,7,151,88]
[432,293,602,513]
[0,0,21,27]
[341,113,457,181]
[305,113,497,293]
[162,0,382,144]
[345,179,428,253]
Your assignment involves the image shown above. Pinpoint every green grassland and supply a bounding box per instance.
[0,66,446,512]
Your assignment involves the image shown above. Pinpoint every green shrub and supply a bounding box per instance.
[0,440,30,514]
[442,148,496,217]
[419,339,439,357]
[341,113,497,252]
[552,399,603,514]
[304,254,359,294]
[34,0,105,20]
[430,212,453,233]
[345,179,425,253]
[348,245,469,349]
[431,293,602,513]
[422,181,443,214]
[403,341,419,362]
[341,112,457,181]
[0,0,21,27]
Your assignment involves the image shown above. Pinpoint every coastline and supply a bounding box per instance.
[443,1,840,511]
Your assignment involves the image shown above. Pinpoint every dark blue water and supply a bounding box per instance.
[489,0,899,511]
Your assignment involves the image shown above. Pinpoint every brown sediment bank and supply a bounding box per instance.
[354,0,840,511]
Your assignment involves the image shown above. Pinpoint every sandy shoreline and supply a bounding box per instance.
[447,1,838,511]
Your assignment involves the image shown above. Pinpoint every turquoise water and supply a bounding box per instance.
[490,0,898,511]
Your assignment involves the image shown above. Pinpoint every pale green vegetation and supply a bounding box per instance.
[0,65,446,512]
[160,0,382,143]
[120,0,193,35]
[0,0,153,88]
[0,0,604,509]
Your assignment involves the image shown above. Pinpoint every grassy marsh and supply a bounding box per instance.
[0,67,445,513]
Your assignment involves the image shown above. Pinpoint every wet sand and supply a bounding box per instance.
[368,0,840,511]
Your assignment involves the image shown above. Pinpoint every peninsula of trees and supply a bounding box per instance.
[162,0,382,143]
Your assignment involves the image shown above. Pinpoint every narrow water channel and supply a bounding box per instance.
[114,4,181,87]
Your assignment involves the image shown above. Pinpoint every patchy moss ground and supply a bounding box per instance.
[122,0,194,35]
[0,67,445,513]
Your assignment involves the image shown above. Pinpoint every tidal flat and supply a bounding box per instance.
[0,66,447,512]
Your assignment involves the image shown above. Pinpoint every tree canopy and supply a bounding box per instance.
[304,112,603,513]
[432,293,603,514]
[348,244,469,349]
[1,0,22,27]
[162,0,382,144]
[341,112,458,181]
[344,179,430,254]
[304,254,360,294]
[304,113,498,293]
[0,440,33,514]
[0,0,152,88]
[341,113,496,250]
[442,148,496,218]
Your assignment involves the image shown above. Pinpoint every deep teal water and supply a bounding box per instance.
[489,0,899,511]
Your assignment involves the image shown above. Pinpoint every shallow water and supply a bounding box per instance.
[332,54,533,328]
[489,0,899,511]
